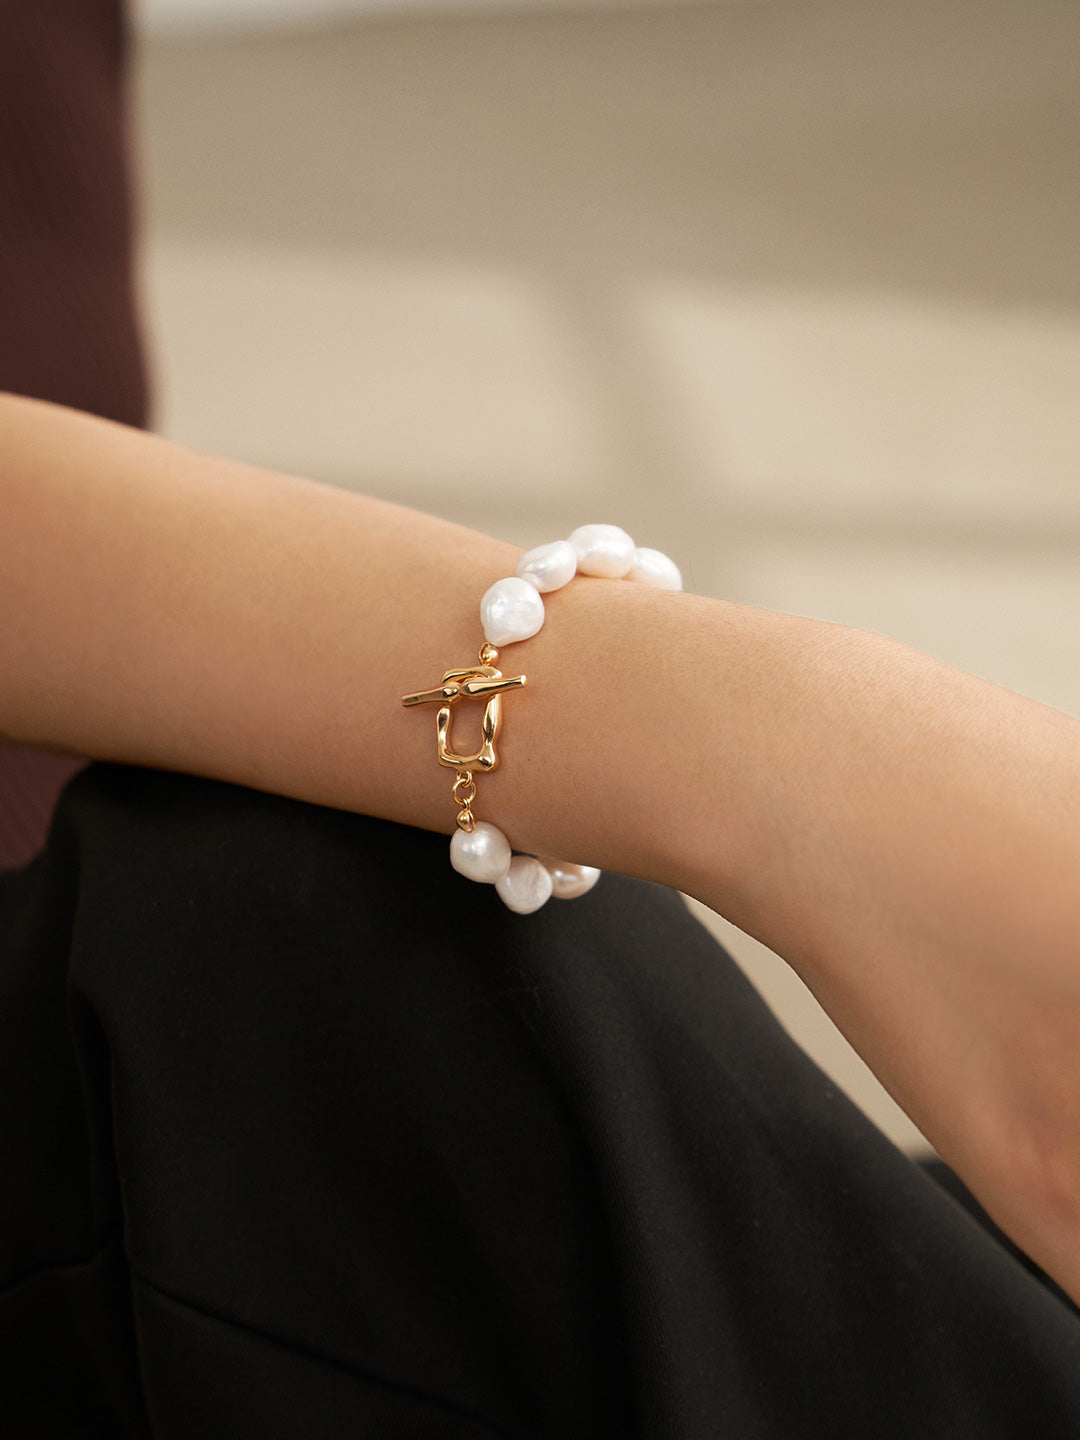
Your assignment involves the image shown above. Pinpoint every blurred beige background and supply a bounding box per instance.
[133,0,1080,1151]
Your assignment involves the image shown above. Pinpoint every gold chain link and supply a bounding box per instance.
[452,770,477,806]
[452,769,477,832]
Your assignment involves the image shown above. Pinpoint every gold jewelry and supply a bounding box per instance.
[401,524,682,912]
[401,643,525,831]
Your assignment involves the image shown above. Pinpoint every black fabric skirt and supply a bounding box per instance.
[2,763,1079,1437]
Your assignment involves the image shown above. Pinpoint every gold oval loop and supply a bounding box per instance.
[452,776,477,807]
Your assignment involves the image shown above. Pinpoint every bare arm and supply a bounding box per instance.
[3,390,1079,1301]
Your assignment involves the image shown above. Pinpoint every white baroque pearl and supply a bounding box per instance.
[568,523,636,579]
[481,576,546,646]
[628,546,683,591]
[540,858,602,899]
[449,821,511,883]
[516,539,578,594]
[495,855,554,914]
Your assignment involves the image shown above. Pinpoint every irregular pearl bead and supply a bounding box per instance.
[481,576,546,646]
[496,855,555,914]
[628,546,683,591]
[568,523,636,579]
[449,821,511,883]
[540,858,602,899]
[516,539,578,594]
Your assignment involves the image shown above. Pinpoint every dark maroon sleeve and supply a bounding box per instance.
[0,0,149,871]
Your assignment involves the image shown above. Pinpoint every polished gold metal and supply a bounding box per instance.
[451,772,477,807]
[452,770,478,831]
[401,645,527,772]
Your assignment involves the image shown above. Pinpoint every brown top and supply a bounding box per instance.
[0,0,149,870]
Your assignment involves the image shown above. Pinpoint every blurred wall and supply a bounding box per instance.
[134,0,1080,1150]
[140,0,702,33]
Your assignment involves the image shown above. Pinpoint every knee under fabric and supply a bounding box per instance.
[3,762,1080,1436]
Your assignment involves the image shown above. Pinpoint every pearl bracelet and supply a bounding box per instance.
[401,524,682,914]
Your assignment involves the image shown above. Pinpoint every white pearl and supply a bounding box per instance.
[540,858,602,899]
[449,821,511,883]
[480,576,546,645]
[567,524,636,579]
[495,855,554,914]
[628,546,683,591]
[516,540,578,594]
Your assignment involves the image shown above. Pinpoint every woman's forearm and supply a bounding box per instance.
[670,612,1080,1300]
[3,391,1079,1300]
[0,391,527,833]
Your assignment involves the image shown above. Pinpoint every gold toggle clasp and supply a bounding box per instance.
[401,644,527,771]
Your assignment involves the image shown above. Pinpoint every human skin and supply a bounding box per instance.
[2,389,1079,1303]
